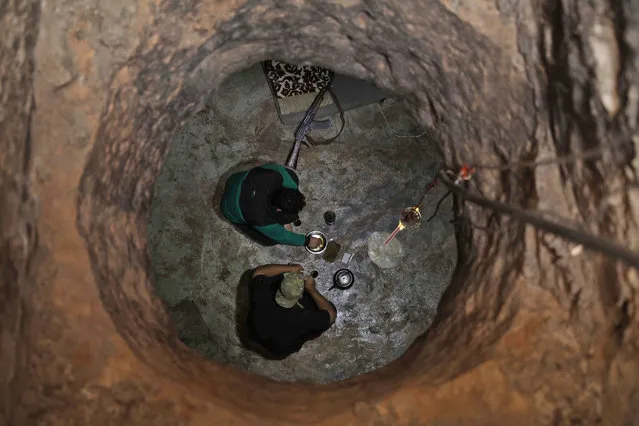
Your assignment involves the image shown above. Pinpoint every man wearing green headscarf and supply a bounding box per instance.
[246,263,337,359]
[220,163,322,248]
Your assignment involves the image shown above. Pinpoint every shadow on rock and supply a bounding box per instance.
[169,300,220,358]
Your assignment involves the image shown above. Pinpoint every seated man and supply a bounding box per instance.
[220,163,321,247]
[247,264,337,359]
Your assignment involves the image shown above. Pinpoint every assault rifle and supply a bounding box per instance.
[284,86,332,170]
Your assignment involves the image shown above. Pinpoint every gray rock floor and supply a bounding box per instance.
[148,64,457,383]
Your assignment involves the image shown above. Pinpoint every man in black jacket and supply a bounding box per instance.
[220,163,321,248]
[246,263,337,359]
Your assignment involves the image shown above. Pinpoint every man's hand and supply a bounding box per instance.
[308,236,322,249]
[288,264,304,273]
[284,223,293,232]
[303,277,337,324]
[304,276,316,292]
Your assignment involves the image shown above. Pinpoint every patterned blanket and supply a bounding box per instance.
[262,60,333,99]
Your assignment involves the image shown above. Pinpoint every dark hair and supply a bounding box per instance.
[271,188,306,213]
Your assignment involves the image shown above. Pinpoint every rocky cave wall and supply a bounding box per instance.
[1,0,639,425]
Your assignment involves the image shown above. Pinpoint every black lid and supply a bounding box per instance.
[331,269,354,290]
[324,211,336,225]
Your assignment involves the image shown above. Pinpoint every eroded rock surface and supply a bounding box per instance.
[2,0,638,425]
[147,64,456,383]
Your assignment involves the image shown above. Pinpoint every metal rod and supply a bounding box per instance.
[439,171,639,268]
[385,224,402,245]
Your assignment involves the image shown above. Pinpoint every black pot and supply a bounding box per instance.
[330,269,354,290]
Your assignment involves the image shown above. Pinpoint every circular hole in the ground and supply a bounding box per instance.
[148,61,457,383]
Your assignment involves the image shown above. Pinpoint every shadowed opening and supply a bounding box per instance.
[75,1,531,422]
[147,61,457,383]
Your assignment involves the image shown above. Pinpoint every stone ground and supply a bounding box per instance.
[148,64,456,384]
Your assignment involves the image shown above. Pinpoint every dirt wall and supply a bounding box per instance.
[1,0,638,424]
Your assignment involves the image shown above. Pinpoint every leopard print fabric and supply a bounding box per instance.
[263,60,333,99]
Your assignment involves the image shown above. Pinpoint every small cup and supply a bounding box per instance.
[324,211,336,225]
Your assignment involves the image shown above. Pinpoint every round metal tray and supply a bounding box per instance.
[305,230,327,254]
